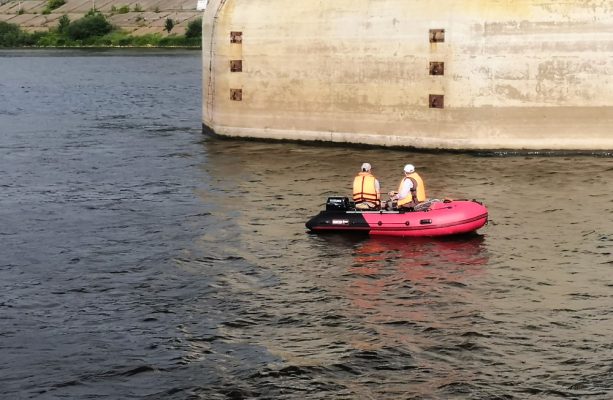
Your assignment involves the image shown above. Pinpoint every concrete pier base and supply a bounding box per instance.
[202,0,613,152]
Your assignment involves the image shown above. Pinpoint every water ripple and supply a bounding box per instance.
[1,49,612,400]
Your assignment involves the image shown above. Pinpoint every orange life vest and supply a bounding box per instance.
[353,172,380,205]
[397,172,426,207]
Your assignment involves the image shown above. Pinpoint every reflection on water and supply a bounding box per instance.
[348,235,488,317]
[1,50,612,399]
[320,235,491,397]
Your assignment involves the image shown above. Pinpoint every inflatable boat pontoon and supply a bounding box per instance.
[306,197,488,237]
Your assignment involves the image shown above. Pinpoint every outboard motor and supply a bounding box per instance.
[325,196,351,211]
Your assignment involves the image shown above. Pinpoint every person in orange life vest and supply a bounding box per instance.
[352,162,381,210]
[389,164,426,209]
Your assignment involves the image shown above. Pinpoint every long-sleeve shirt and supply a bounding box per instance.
[394,177,413,202]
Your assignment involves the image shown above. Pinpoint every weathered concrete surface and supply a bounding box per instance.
[202,0,613,151]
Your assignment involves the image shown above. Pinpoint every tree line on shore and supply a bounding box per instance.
[0,9,202,48]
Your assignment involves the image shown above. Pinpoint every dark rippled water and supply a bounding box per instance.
[1,49,612,399]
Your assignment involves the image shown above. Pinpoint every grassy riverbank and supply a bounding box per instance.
[0,9,201,48]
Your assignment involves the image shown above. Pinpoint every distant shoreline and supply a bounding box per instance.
[0,45,201,49]
[0,13,202,48]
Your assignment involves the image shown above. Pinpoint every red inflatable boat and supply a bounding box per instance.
[306,197,488,237]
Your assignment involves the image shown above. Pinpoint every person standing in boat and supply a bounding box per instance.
[389,164,427,210]
[352,162,381,210]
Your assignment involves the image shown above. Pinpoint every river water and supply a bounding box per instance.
[0,49,612,399]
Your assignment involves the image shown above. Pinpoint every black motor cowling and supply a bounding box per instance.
[325,196,351,211]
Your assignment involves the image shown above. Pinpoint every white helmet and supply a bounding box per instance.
[361,162,372,172]
[403,164,415,173]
